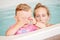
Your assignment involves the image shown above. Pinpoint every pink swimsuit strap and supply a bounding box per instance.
[15,24,39,35]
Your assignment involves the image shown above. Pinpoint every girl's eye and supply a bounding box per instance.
[36,15,40,17]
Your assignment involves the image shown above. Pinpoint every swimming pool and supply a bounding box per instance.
[0,0,60,36]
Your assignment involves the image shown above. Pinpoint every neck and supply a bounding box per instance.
[46,23,51,27]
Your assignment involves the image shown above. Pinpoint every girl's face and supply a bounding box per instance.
[15,10,34,24]
[35,7,49,24]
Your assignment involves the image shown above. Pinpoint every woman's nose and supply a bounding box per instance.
[39,17,42,21]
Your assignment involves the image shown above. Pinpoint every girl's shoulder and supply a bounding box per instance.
[9,24,16,29]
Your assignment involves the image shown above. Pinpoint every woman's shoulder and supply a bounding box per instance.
[47,24,53,27]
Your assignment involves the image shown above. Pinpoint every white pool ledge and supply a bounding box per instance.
[0,23,60,40]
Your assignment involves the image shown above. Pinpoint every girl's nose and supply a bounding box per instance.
[28,17,33,21]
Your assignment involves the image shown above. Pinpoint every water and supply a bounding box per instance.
[0,0,60,36]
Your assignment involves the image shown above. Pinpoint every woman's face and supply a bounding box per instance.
[35,7,49,24]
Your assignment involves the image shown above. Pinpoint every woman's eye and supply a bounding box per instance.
[42,15,45,17]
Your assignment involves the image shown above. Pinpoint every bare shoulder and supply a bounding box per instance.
[47,24,53,27]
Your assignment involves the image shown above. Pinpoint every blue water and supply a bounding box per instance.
[0,0,60,36]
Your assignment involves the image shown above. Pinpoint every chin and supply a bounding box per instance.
[41,22,46,24]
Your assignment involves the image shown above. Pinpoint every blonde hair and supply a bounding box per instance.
[15,3,31,15]
[34,3,50,17]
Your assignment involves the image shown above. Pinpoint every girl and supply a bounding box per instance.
[6,3,39,36]
[34,3,53,28]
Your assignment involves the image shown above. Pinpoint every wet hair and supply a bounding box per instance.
[34,3,50,17]
[15,3,31,16]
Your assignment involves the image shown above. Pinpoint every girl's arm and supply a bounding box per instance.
[36,22,46,28]
[6,22,24,36]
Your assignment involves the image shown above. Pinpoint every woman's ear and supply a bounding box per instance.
[48,16,50,20]
[47,16,50,23]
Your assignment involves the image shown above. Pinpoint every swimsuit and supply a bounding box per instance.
[15,24,39,35]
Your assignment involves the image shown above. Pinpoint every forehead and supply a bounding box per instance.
[35,7,47,14]
[16,10,32,16]
[17,10,32,14]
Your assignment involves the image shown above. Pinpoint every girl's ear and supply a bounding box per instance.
[14,16,16,19]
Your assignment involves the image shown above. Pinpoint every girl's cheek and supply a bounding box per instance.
[27,17,36,24]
